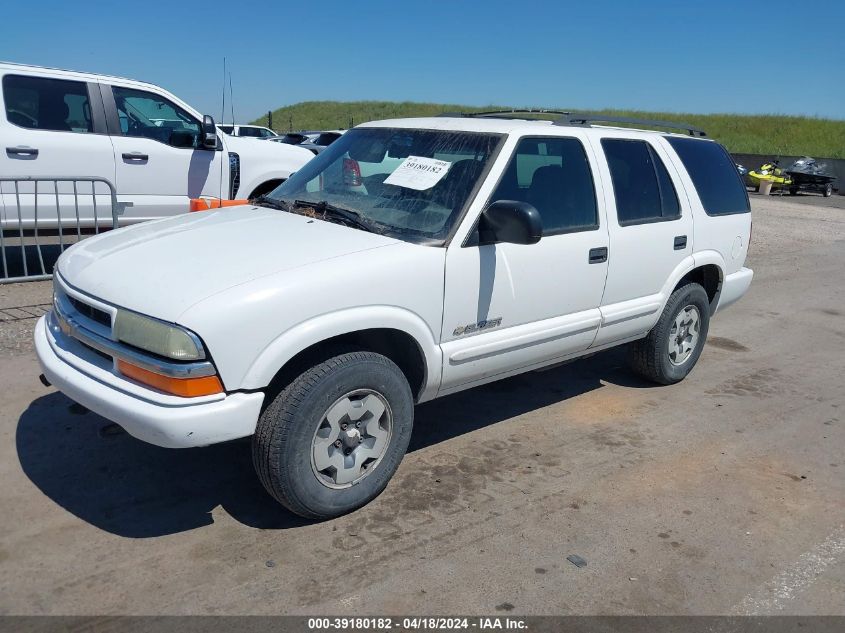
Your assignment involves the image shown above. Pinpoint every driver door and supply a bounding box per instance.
[103,84,224,222]
[439,136,610,394]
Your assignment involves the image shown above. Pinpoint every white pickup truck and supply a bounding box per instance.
[0,62,313,228]
[35,112,753,519]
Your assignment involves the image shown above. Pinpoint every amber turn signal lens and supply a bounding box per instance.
[117,360,223,397]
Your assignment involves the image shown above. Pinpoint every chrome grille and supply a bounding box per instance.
[50,277,217,381]
[68,295,110,327]
[229,152,241,199]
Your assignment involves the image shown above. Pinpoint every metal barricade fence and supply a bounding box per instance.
[0,177,119,284]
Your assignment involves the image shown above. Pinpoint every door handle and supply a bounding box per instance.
[122,152,149,161]
[674,235,688,250]
[6,146,38,157]
[588,247,608,264]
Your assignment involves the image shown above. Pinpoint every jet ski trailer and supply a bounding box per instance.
[784,157,837,197]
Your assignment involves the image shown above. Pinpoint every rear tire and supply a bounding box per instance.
[628,283,710,385]
[823,183,833,197]
[253,351,414,519]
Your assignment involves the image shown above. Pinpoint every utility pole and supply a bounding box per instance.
[268,110,273,130]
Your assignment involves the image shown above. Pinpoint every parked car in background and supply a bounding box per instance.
[36,112,753,520]
[269,129,344,154]
[274,131,320,145]
[217,124,278,139]
[0,62,313,229]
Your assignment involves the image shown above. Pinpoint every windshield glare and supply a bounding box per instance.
[268,128,502,243]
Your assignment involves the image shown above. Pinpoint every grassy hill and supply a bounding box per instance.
[253,101,845,158]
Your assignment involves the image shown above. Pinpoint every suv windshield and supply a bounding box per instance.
[266,127,503,244]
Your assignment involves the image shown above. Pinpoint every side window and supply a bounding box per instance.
[489,137,598,235]
[666,137,750,215]
[601,139,680,225]
[2,74,93,133]
[218,125,234,134]
[238,127,261,137]
[111,86,200,148]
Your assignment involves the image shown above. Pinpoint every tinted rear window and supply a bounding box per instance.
[3,74,93,133]
[601,139,680,225]
[666,137,750,215]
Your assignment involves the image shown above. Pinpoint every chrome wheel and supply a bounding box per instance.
[310,389,393,489]
[668,305,701,366]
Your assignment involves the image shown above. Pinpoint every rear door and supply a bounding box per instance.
[0,72,115,230]
[589,135,694,347]
[440,135,609,393]
[102,84,225,221]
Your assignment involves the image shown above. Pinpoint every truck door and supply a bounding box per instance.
[440,135,610,394]
[102,84,225,222]
[589,135,694,347]
[0,73,115,230]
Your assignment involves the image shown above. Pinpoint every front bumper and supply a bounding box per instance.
[35,315,264,448]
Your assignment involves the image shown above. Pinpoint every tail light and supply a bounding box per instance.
[342,158,362,186]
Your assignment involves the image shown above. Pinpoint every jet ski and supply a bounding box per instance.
[784,157,836,197]
[748,161,792,191]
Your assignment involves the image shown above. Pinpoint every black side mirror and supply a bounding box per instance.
[201,115,218,149]
[479,200,542,245]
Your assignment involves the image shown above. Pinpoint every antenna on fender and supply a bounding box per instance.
[218,57,226,201]
[229,72,235,128]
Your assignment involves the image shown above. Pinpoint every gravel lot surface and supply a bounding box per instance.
[0,196,842,615]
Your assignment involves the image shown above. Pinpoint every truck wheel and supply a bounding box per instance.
[253,351,413,519]
[823,183,833,197]
[789,187,798,195]
[628,283,710,385]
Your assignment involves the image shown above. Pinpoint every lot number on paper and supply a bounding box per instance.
[384,156,452,191]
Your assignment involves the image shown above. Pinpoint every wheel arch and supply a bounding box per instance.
[661,252,725,315]
[247,179,285,199]
[236,168,294,201]
[241,307,442,402]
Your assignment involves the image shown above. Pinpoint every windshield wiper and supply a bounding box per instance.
[292,200,384,234]
[251,195,291,212]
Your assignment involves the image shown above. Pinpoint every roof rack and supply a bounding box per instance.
[555,113,707,137]
[438,109,571,120]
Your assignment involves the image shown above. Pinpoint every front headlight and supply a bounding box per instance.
[113,309,204,361]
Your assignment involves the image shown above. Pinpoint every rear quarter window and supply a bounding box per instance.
[666,137,750,215]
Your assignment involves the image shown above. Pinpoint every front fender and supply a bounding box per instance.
[237,169,292,199]
[241,306,443,402]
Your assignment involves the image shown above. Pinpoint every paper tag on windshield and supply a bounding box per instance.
[383,156,451,191]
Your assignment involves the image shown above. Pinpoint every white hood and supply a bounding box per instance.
[57,206,397,322]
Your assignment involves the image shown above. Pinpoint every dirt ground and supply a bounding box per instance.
[0,196,843,615]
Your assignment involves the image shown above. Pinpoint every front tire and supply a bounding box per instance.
[628,282,711,385]
[253,351,414,519]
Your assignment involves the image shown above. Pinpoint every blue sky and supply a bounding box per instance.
[2,0,843,122]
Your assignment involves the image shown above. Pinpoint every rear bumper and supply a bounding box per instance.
[715,267,754,314]
[35,315,264,448]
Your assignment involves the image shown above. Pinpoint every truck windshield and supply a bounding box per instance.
[267,128,503,244]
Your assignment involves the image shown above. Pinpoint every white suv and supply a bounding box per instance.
[35,112,753,519]
[217,124,278,139]
[0,62,313,228]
